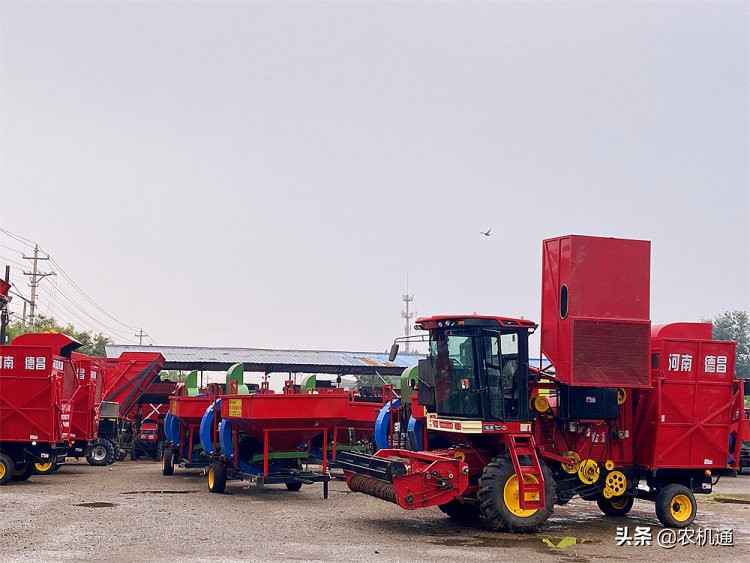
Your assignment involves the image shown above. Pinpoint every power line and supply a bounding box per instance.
[0,229,148,339]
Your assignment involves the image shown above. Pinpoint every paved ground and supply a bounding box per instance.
[1,459,748,562]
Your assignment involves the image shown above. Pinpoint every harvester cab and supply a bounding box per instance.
[408,315,537,424]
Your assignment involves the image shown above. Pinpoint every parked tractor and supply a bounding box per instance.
[338,235,745,531]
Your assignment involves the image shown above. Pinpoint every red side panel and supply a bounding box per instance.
[67,355,105,441]
[541,235,651,387]
[0,345,71,443]
[97,352,165,421]
[634,338,738,469]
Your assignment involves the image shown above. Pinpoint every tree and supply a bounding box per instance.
[4,316,112,357]
[703,310,749,378]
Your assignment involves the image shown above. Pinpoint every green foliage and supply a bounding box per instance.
[4,316,112,357]
[703,310,749,378]
[159,370,187,383]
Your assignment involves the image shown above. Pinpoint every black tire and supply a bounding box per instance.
[106,438,120,463]
[597,495,635,516]
[12,462,35,482]
[477,457,555,532]
[286,481,303,492]
[207,463,227,494]
[438,498,482,521]
[0,453,15,485]
[655,484,696,528]
[85,438,115,467]
[34,461,58,475]
[162,448,174,476]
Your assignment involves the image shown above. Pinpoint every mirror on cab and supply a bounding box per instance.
[388,343,400,362]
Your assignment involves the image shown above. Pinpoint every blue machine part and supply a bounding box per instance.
[407,416,423,451]
[219,419,234,456]
[164,412,179,444]
[199,398,221,454]
[374,398,401,450]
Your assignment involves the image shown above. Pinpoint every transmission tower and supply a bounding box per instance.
[401,286,415,354]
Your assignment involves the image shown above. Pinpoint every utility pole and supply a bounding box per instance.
[401,281,415,354]
[0,266,11,345]
[22,244,54,326]
[135,329,148,345]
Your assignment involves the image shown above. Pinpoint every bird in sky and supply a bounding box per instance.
[481,228,492,237]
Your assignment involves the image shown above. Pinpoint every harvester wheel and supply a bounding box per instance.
[477,457,555,532]
[438,499,481,521]
[162,448,174,476]
[655,484,696,528]
[34,461,57,475]
[207,463,227,494]
[597,495,634,516]
[0,453,15,485]
[285,482,303,492]
[86,438,115,467]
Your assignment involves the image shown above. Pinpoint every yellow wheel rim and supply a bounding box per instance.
[611,496,630,510]
[0,464,6,480]
[208,468,215,489]
[35,462,53,472]
[670,494,693,522]
[503,474,540,517]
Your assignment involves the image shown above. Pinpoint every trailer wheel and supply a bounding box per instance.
[438,499,481,521]
[34,461,57,475]
[162,448,174,476]
[285,482,303,492]
[0,453,15,485]
[12,462,34,482]
[655,484,696,528]
[207,463,227,494]
[86,438,115,467]
[597,495,634,516]
[478,457,555,532]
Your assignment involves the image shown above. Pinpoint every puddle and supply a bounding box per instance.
[541,536,598,548]
[75,502,117,508]
[120,490,200,495]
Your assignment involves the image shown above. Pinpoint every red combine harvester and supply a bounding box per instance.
[0,333,77,483]
[97,352,172,461]
[338,235,745,531]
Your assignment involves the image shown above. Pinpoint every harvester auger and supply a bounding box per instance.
[339,235,745,532]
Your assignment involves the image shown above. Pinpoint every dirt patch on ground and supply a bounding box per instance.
[1,459,748,562]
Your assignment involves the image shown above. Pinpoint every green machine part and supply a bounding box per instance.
[185,370,200,397]
[301,374,316,394]
[400,366,418,405]
[226,363,250,394]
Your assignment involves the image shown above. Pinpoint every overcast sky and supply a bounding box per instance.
[1,1,747,356]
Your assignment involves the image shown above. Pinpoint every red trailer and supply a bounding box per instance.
[0,333,77,484]
[204,377,350,496]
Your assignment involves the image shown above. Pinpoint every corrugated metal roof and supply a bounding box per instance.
[105,345,424,376]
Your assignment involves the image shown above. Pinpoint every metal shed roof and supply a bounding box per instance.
[105,344,425,376]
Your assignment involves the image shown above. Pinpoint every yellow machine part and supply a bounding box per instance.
[561,451,581,474]
[604,460,615,471]
[602,487,614,499]
[617,388,627,405]
[605,471,627,497]
[578,459,600,485]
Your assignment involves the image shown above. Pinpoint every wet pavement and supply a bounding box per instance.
[0,459,747,561]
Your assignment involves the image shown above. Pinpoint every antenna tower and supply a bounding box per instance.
[401,280,415,353]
